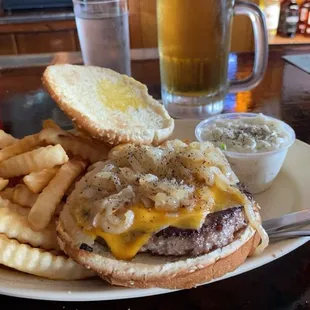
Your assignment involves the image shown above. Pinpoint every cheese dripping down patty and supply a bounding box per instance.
[66,139,269,260]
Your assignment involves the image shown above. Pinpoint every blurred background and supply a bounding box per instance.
[0,0,307,56]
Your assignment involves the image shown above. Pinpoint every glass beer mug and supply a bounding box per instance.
[157,0,268,119]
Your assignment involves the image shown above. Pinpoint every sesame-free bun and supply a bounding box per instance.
[42,64,174,146]
[56,206,260,289]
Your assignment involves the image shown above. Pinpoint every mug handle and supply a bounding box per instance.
[229,0,269,93]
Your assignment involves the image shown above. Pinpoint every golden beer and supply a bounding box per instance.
[157,0,234,98]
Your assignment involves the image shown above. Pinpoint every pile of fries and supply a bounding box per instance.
[0,120,110,280]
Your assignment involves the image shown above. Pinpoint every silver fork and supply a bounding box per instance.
[268,230,310,241]
[262,209,310,241]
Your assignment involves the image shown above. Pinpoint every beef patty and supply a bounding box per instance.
[140,206,247,257]
[140,183,251,257]
[91,183,251,257]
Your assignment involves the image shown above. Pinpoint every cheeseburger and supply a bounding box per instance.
[57,139,268,289]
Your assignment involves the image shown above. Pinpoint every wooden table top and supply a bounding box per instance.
[0,46,310,309]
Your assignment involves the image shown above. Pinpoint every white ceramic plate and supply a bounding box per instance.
[0,119,309,301]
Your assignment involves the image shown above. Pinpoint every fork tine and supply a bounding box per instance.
[268,230,310,240]
[262,209,310,233]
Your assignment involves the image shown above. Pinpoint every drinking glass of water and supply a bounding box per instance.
[73,0,131,76]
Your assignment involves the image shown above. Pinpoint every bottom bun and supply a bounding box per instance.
[56,213,260,289]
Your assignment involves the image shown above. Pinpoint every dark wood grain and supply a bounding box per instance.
[0,20,77,34]
[0,47,310,309]
[15,31,77,54]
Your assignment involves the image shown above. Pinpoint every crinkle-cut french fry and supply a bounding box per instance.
[0,196,28,215]
[0,234,95,280]
[12,184,38,207]
[0,177,9,191]
[23,167,59,194]
[0,187,14,200]
[28,158,87,231]
[42,119,62,130]
[39,127,109,163]
[70,125,97,142]
[0,130,18,149]
[0,133,42,162]
[65,173,83,198]
[0,144,69,178]
[0,202,59,250]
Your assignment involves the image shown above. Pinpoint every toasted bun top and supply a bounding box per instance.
[42,64,174,146]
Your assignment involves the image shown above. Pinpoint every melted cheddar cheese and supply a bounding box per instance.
[91,203,208,260]
[75,186,244,260]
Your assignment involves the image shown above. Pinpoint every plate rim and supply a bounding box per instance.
[0,238,309,302]
[0,119,309,302]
